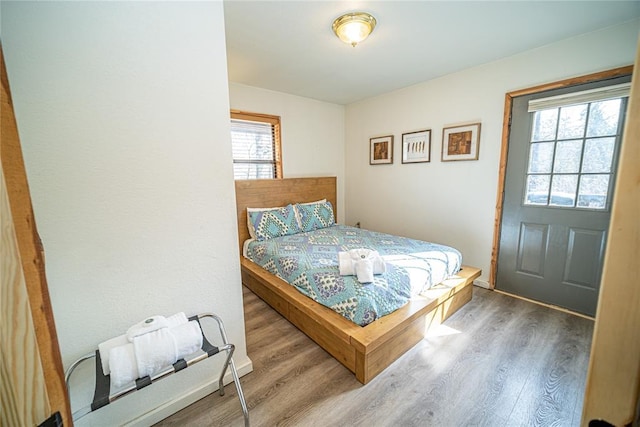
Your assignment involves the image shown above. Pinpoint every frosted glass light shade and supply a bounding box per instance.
[332,12,376,47]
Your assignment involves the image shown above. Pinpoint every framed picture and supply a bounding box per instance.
[402,129,431,164]
[442,123,481,162]
[370,135,394,165]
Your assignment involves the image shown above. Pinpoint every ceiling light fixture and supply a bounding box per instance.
[332,12,377,47]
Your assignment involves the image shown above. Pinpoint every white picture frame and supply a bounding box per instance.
[402,129,431,164]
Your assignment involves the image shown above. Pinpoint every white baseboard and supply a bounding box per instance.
[124,359,253,426]
[473,279,490,289]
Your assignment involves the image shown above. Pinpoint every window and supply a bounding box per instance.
[230,110,282,179]
[524,84,629,210]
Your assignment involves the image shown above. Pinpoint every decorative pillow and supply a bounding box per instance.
[295,201,335,232]
[293,199,325,228]
[247,205,281,239]
[247,204,302,241]
[298,199,326,205]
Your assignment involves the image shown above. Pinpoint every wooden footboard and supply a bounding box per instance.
[350,267,478,383]
[241,258,480,384]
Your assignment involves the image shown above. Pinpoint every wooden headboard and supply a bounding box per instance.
[234,177,337,255]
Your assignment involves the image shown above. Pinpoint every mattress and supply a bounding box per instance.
[244,225,462,326]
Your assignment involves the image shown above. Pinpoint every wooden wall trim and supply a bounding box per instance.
[508,65,633,98]
[489,65,635,288]
[489,93,515,288]
[230,109,280,124]
[1,44,72,426]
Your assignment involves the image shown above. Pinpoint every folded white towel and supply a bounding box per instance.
[338,251,354,275]
[126,315,169,342]
[98,334,129,376]
[109,343,139,388]
[133,328,178,379]
[101,312,187,377]
[350,249,386,274]
[107,314,203,387]
[354,258,374,283]
[173,320,203,360]
[339,249,386,276]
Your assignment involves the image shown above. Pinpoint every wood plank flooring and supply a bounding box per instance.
[156,285,593,427]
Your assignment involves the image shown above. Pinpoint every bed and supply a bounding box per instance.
[235,177,481,384]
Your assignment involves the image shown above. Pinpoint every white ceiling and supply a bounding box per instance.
[224,1,640,105]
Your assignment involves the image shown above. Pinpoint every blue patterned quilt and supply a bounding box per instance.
[244,225,462,326]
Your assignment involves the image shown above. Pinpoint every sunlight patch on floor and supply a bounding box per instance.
[425,323,461,338]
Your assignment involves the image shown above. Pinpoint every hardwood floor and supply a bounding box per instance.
[156,285,593,427]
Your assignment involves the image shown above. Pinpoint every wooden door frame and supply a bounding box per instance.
[582,41,640,427]
[488,65,634,289]
[1,44,72,425]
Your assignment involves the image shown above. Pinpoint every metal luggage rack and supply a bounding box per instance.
[65,313,249,426]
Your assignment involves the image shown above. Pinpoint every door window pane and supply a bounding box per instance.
[587,99,621,137]
[577,175,610,209]
[557,104,587,140]
[528,142,554,173]
[553,139,582,173]
[524,95,623,210]
[582,137,615,173]
[531,108,558,142]
[550,174,578,207]
[525,175,551,205]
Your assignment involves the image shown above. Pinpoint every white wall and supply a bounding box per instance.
[345,19,640,286]
[1,2,250,425]
[229,83,346,221]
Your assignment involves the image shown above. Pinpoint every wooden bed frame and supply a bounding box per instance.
[235,177,481,384]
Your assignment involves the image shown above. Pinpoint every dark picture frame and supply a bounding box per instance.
[370,135,394,165]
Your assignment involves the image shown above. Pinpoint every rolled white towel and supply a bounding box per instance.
[133,328,178,379]
[354,258,374,283]
[166,312,188,328]
[109,343,139,388]
[172,320,203,360]
[126,315,169,342]
[98,334,129,376]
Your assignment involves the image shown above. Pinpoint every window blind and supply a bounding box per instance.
[528,82,631,112]
[231,118,277,179]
